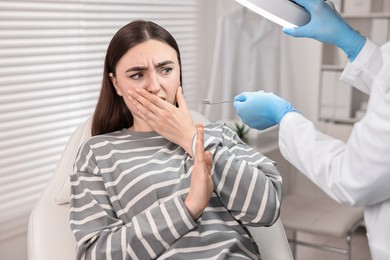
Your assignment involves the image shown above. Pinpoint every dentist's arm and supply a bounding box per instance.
[284,0,366,61]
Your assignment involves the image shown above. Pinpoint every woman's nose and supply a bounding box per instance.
[146,74,161,94]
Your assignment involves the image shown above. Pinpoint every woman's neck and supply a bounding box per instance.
[129,118,154,132]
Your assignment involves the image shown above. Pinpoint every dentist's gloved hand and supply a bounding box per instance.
[233,91,298,130]
[283,0,366,61]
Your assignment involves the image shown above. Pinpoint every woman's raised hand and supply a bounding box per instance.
[184,123,213,220]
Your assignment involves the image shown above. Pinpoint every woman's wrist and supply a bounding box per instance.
[181,127,196,157]
[184,197,202,220]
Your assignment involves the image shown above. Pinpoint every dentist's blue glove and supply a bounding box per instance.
[233,91,298,130]
[283,0,366,61]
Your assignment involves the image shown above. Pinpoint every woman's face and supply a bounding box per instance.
[110,39,180,117]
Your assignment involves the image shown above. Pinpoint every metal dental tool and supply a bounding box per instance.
[202,99,234,105]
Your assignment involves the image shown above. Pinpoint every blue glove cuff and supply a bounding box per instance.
[343,33,366,62]
[275,105,300,124]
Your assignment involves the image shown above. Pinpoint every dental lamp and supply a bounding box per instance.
[235,0,335,28]
[234,0,310,28]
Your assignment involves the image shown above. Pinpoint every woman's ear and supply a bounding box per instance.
[109,72,123,96]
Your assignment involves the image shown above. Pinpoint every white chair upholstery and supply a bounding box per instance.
[28,110,293,260]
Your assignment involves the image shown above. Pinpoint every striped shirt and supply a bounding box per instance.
[70,123,282,259]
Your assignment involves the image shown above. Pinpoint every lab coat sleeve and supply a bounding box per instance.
[279,110,390,207]
[340,39,383,94]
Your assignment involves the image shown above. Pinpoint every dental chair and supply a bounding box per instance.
[28,110,293,260]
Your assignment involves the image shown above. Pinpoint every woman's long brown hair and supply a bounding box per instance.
[91,20,182,136]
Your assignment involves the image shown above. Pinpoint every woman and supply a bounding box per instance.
[70,20,282,259]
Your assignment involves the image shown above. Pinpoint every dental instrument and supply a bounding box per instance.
[202,99,234,105]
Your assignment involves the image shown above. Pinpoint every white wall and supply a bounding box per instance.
[197,0,242,111]
[286,37,322,122]
[0,235,27,260]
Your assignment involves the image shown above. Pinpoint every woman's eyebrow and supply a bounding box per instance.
[125,66,146,73]
[156,60,175,67]
[125,60,175,73]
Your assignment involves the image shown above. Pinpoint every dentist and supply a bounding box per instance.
[233,0,390,259]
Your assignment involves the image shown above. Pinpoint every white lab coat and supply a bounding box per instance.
[279,39,390,259]
[204,7,293,122]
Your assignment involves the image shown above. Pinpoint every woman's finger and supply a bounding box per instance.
[195,123,204,160]
[195,139,204,163]
[204,151,213,175]
[176,86,188,110]
[132,89,167,113]
[197,123,204,144]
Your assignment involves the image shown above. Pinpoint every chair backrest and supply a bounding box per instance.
[28,116,92,260]
[28,110,293,260]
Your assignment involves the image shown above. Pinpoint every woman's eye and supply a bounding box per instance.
[162,67,172,74]
[130,73,143,80]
